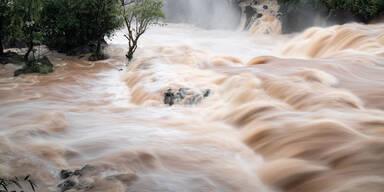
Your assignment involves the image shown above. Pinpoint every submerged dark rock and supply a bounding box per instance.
[60,170,73,180]
[188,94,203,105]
[176,88,188,102]
[163,88,212,106]
[202,89,211,97]
[58,164,96,191]
[164,89,175,106]
[0,51,24,65]
[58,179,76,192]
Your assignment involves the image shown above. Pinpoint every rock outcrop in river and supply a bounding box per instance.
[237,0,281,34]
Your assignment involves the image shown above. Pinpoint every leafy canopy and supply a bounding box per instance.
[278,0,384,22]
[41,0,122,53]
[121,0,165,60]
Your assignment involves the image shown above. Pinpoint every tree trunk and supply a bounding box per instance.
[0,32,4,56]
[24,41,33,66]
[126,41,137,60]
[126,46,135,60]
[0,41,3,56]
[96,39,101,57]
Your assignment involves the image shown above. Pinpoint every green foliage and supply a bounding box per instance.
[88,0,123,59]
[9,0,44,42]
[0,0,10,23]
[41,0,122,54]
[322,0,384,22]
[7,0,44,63]
[89,0,123,40]
[121,0,165,60]
[0,0,11,55]
[278,0,384,22]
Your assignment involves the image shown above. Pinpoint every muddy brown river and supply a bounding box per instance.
[0,22,384,192]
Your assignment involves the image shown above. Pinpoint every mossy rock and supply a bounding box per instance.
[0,52,24,65]
[14,57,54,76]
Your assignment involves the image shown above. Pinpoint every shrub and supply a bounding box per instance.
[8,0,44,63]
[0,0,11,56]
[40,0,122,55]
[277,0,384,33]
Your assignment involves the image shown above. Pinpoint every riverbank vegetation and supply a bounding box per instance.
[277,0,384,32]
[0,0,164,76]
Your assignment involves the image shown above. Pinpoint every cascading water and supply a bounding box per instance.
[1,1,384,192]
[162,0,242,29]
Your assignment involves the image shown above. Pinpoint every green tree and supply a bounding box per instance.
[87,0,123,61]
[41,0,123,58]
[0,0,11,56]
[120,0,165,60]
[10,0,43,64]
[41,0,85,53]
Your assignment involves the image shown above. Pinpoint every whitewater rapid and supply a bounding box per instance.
[0,23,384,192]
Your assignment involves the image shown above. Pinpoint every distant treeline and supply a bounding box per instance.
[277,0,384,32]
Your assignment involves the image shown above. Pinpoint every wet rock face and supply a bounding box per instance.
[58,165,95,192]
[163,88,212,106]
[164,88,175,106]
[14,56,54,76]
[237,0,281,33]
[202,89,211,97]
[58,179,76,192]
[60,170,73,180]
[0,51,24,65]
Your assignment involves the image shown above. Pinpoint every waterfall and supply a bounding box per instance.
[162,0,242,29]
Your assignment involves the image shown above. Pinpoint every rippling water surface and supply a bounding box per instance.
[1,22,384,192]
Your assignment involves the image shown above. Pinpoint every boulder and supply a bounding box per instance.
[163,88,212,106]
[57,179,76,192]
[60,170,73,180]
[188,94,203,105]
[163,89,175,106]
[202,89,211,97]
[57,165,96,192]
[14,56,54,76]
[0,51,24,65]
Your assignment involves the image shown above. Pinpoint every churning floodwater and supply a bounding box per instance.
[1,2,384,192]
